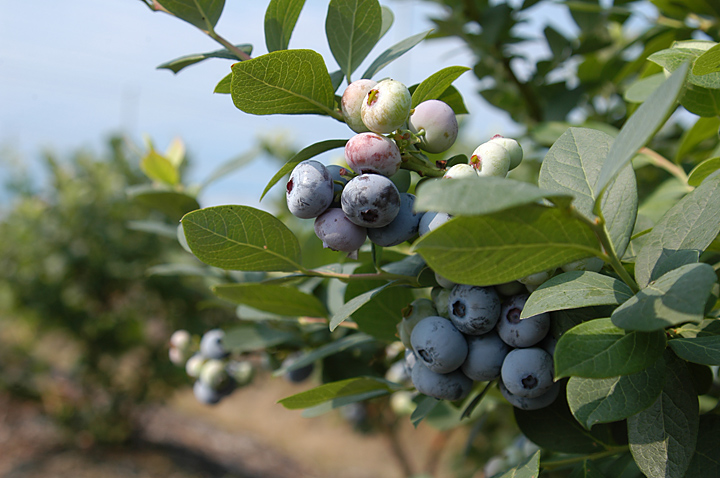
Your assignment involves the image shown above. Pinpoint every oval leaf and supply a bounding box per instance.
[414,177,573,216]
[413,204,602,287]
[411,66,471,108]
[264,0,305,52]
[181,205,302,271]
[157,0,225,29]
[231,49,336,116]
[224,323,297,353]
[326,0,382,81]
[567,356,666,430]
[669,335,720,365]
[612,263,717,331]
[361,30,431,79]
[496,450,541,478]
[635,170,720,287]
[157,44,252,73]
[329,281,395,331]
[554,318,667,379]
[140,151,179,186]
[213,283,326,317]
[693,43,720,76]
[688,156,720,187]
[628,351,699,478]
[278,376,396,409]
[521,271,634,319]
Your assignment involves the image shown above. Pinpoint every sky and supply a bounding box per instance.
[0,0,580,209]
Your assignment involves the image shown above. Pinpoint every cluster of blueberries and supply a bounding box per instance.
[286,76,525,254]
[169,329,254,405]
[397,277,560,411]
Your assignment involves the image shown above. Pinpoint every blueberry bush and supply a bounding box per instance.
[137,0,720,476]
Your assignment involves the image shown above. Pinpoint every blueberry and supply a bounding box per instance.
[496,294,550,348]
[461,330,511,381]
[443,163,478,179]
[408,99,459,154]
[489,135,523,170]
[499,379,560,410]
[286,160,334,219]
[434,271,456,289]
[199,359,229,389]
[282,352,314,383]
[344,132,402,177]
[411,360,473,401]
[398,298,438,348]
[341,174,400,228]
[227,360,254,386]
[326,164,349,206]
[341,79,377,133]
[418,211,451,236]
[360,79,412,134]
[469,141,511,177]
[200,329,227,359]
[193,379,222,405]
[501,347,554,399]
[367,193,422,246]
[448,284,501,335]
[410,316,468,374]
[561,257,604,273]
[185,353,206,378]
[431,287,451,319]
[314,208,367,252]
[404,348,418,377]
[169,329,191,350]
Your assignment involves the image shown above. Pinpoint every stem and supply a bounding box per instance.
[400,152,446,177]
[541,446,629,470]
[639,147,690,185]
[300,268,419,285]
[207,30,252,61]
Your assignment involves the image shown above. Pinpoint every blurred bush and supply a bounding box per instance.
[0,137,233,445]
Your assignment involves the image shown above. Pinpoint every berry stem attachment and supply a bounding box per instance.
[400,152,446,177]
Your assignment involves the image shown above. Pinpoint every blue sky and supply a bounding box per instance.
[0,0,579,208]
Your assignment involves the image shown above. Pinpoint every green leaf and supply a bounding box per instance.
[213,283,327,317]
[325,0,382,81]
[680,83,720,117]
[414,177,573,216]
[157,44,252,73]
[273,333,376,376]
[361,30,431,79]
[628,351,699,478]
[688,157,720,187]
[554,318,666,379]
[413,204,602,287]
[593,63,689,199]
[436,85,469,115]
[410,395,440,428]
[623,73,665,103]
[693,43,720,76]
[669,335,720,365]
[612,263,717,331]
[634,170,720,287]
[231,49,336,116]
[568,460,608,478]
[329,281,397,331]
[649,44,720,89]
[224,323,297,353]
[157,0,225,29]
[496,450,541,478]
[278,376,397,409]
[685,414,720,477]
[411,66,471,108]
[146,263,219,277]
[538,127,637,257]
[140,150,179,186]
[567,356,665,430]
[264,0,305,52]
[379,5,393,39]
[260,139,347,200]
[214,72,232,94]
[126,185,200,222]
[515,388,614,454]
[345,275,413,342]
[181,205,302,271]
[675,116,720,162]
[521,271,634,319]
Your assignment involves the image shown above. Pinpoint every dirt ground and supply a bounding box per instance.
[0,374,476,478]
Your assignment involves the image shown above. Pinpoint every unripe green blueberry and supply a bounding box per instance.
[361,79,412,134]
[399,298,438,349]
[470,141,511,177]
[490,135,523,170]
[227,360,254,386]
[169,329,191,351]
[518,268,556,287]
[185,353,206,378]
[443,163,478,179]
[561,257,604,273]
[341,79,377,133]
[495,281,526,297]
[199,359,229,390]
[408,99,459,153]
[434,271,456,289]
[431,287,451,319]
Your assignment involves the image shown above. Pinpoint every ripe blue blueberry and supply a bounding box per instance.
[410,316,468,374]
[501,347,554,399]
[282,352,315,383]
[496,294,550,348]
[411,360,473,401]
[193,379,222,405]
[200,329,227,359]
[499,379,560,410]
[341,174,401,228]
[367,193,422,247]
[286,160,334,219]
[418,211,451,236]
[448,285,501,335]
[314,208,367,252]
[461,330,511,381]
